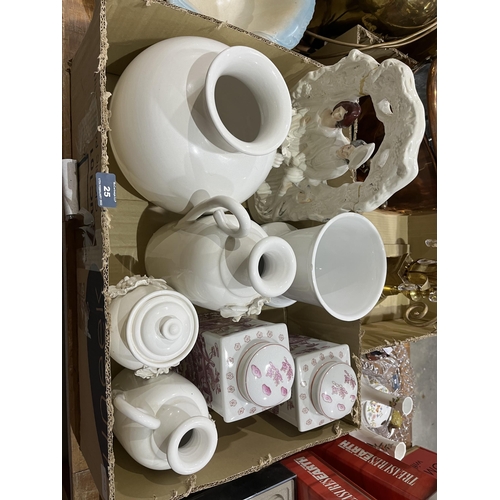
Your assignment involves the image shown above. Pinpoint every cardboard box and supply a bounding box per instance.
[281,450,377,500]
[68,1,437,498]
[312,435,437,500]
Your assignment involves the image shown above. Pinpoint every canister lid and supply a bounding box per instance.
[311,361,358,420]
[127,290,198,369]
[237,342,295,407]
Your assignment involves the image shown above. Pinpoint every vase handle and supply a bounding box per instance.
[113,393,161,430]
[176,195,251,238]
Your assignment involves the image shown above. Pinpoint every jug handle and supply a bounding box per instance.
[175,195,251,238]
[113,393,161,430]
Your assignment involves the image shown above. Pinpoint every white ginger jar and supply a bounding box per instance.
[109,275,198,378]
[109,36,292,214]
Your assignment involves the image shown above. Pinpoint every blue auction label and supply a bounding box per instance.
[96,173,117,208]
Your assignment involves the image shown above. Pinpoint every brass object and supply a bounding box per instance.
[427,57,437,155]
[382,253,437,329]
[390,410,403,428]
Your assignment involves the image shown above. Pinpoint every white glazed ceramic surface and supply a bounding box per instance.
[166,0,316,49]
[177,313,294,422]
[270,334,357,432]
[112,369,218,473]
[109,36,291,214]
[310,361,357,421]
[145,213,297,321]
[236,341,295,408]
[350,428,407,461]
[360,376,414,417]
[263,213,386,321]
[109,276,199,376]
[361,385,393,429]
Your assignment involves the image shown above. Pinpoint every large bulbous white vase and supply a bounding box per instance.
[109,36,292,214]
[144,196,297,321]
[112,369,218,474]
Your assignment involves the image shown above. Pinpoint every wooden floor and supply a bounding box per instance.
[62,1,101,498]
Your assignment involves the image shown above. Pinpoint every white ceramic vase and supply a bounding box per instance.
[112,369,218,473]
[109,36,292,214]
[109,275,199,378]
[262,213,387,321]
[145,197,297,321]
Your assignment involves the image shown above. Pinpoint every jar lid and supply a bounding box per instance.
[126,290,198,369]
[237,342,295,407]
[311,361,358,420]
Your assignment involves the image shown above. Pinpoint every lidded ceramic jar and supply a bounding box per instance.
[177,313,295,422]
[108,36,292,215]
[145,197,297,321]
[112,369,218,473]
[109,275,198,378]
[269,334,358,432]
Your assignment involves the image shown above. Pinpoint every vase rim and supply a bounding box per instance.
[205,45,291,156]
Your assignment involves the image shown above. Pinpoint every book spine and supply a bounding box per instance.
[281,451,377,500]
[313,436,437,500]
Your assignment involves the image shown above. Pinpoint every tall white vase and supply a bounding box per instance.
[112,369,218,474]
[109,36,292,214]
[145,197,297,321]
[262,213,387,321]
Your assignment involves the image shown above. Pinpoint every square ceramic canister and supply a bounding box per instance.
[269,334,358,432]
[177,312,295,423]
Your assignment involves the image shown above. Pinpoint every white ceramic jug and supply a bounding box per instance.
[144,196,297,321]
[112,369,218,474]
[109,275,198,378]
[109,36,292,214]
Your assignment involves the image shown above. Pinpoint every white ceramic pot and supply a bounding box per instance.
[109,275,199,378]
[177,313,295,422]
[145,197,297,321]
[112,369,218,473]
[262,213,387,321]
[109,36,292,214]
[270,334,357,432]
